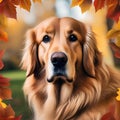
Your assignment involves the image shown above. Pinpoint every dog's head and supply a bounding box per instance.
[21,17,101,84]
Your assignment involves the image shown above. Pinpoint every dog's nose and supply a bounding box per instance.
[51,52,68,67]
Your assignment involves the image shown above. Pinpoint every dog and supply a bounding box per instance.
[21,17,120,120]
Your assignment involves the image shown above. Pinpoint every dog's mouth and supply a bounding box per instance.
[47,71,73,83]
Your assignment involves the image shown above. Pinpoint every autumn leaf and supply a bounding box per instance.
[0,76,11,100]
[0,29,8,42]
[9,0,19,5]
[94,0,105,11]
[106,0,120,22]
[79,0,92,13]
[0,87,12,100]
[0,98,7,108]
[0,105,15,118]
[116,88,120,101]
[110,42,120,58]
[0,0,16,19]
[19,0,31,12]
[101,105,116,120]
[0,0,3,3]
[71,0,84,7]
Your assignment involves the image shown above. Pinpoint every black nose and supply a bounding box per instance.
[51,52,68,67]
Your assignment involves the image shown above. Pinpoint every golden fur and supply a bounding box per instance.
[21,17,120,120]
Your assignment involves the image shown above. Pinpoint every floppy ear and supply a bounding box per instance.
[21,29,41,77]
[83,27,102,77]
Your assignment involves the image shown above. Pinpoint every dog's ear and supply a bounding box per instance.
[83,27,102,77]
[21,29,41,77]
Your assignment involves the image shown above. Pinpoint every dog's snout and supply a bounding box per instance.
[51,52,68,67]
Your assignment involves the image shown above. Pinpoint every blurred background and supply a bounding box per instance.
[0,0,120,120]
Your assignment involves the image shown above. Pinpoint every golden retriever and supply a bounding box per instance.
[21,17,120,120]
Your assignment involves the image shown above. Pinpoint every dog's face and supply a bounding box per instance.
[22,17,100,85]
[36,17,86,83]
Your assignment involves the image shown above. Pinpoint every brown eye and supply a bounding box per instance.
[42,35,51,43]
[69,34,77,42]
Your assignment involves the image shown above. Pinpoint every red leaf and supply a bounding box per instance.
[101,112,116,120]
[110,42,120,58]
[0,50,4,70]
[0,0,17,19]
[106,0,120,22]
[115,51,120,58]
[94,0,105,11]
[0,87,12,100]
[101,105,116,120]
[12,115,22,120]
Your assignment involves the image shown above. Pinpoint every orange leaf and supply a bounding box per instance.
[0,87,12,100]
[0,0,16,19]
[79,0,92,13]
[33,0,41,3]
[9,0,19,5]
[19,0,31,11]
[0,105,15,118]
[71,0,84,7]
[0,0,3,3]
[0,29,8,42]
[94,0,105,11]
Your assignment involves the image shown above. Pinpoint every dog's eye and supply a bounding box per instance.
[69,34,77,42]
[42,35,51,43]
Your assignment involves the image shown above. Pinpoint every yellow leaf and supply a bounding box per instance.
[0,98,7,108]
[71,0,84,7]
[0,0,3,3]
[79,0,92,13]
[116,36,120,47]
[116,88,120,101]
[107,21,120,47]
[33,0,41,3]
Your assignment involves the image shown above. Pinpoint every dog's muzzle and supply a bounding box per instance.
[47,52,72,83]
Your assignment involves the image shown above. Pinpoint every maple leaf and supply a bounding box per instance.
[9,0,19,5]
[79,0,92,13]
[0,29,8,42]
[0,87,12,100]
[106,0,120,22]
[19,0,31,12]
[71,0,84,7]
[110,42,120,58]
[0,0,3,3]
[94,0,105,11]
[0,98,7,108]
[0,104,22,120]
[101,105,116,120]
[0,0,16,19]
[116,88,120,101]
